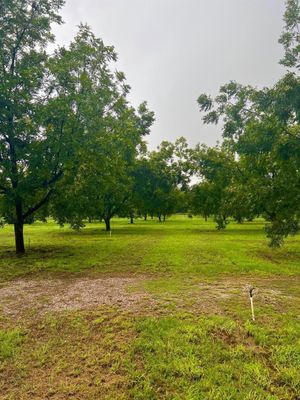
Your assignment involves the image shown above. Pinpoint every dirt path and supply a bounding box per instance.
[0,276,154,317]
[0,274,299,318]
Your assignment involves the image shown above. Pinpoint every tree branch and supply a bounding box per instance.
[23,189,53,219]
[42,169,63,188]
[22,169,64,219]
[10,4,37,75]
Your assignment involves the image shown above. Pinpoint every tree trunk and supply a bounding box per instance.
[104,217,111,231]
[205,215,207,222]
[130,216,134,224]
[14,200,25,254]
[144,214,147,221]
[163,214,166,222]
[158,213,162,222]
[14,222,25,254]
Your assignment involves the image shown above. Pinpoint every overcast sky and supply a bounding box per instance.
[52,0,286,149]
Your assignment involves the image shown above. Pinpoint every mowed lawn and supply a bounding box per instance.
[0,216,299,399]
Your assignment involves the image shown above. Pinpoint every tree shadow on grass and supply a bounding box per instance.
[0,245,75,262]
[51,224,266,238]
[256,248,300,264]
[52,226,167,237]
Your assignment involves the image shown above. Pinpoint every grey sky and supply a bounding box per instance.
[52,0,286,149]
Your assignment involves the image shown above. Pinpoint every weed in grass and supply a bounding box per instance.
[0,329,24,361]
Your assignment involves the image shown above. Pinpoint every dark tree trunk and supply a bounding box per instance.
[163,214,166,222]
[158,213,162,222]
[130,216,134,224]
[205,215,207,222]
[104,217,111,231]
[144,214,147,221]
[14,222,25,254]
[14,199,25,254]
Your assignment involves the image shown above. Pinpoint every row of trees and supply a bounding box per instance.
[50,138,191,230]
[1,0,299,253]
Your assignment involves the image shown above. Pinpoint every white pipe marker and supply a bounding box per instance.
[249,287,255,321]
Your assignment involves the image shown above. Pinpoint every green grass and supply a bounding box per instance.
[130,313,300,400]
[1,216,300,282]
[0,216,299,399]
[0,329,24,361]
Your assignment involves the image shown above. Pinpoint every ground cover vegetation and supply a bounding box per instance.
[0,217,300,399]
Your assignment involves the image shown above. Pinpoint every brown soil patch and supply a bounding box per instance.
[0,275,154,318]
[176,275,300,315]
[0,274,299,319]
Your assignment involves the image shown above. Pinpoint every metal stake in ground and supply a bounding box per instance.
[249,287,255,321]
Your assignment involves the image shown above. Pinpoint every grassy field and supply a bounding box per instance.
[0,216,299,399]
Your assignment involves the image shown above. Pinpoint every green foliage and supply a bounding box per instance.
[0,0,154,249]
[46,26,154,231]
[132,138,191,222]
[1,0,299,252]
[189,182,214,220]
[279,0,300,69]
[0,0,66,253]
[190,144,251,229]
[197,1,300,246]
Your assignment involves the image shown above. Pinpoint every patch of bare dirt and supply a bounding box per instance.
[188,276,300,315]
[0,274,299,319]
[0,275,155,318]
